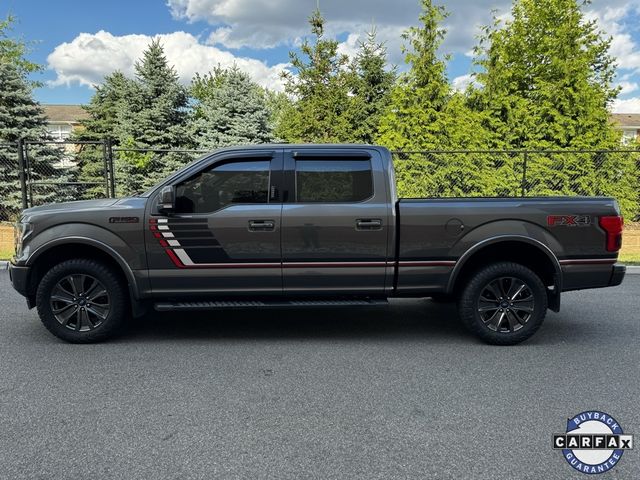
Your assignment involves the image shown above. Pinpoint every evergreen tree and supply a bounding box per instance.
[376,0,492,197]
[264,89,292,142]
[116,39,190,193]
[347,29,396,144]
[74,71,131,198]
[190,66,273,149]
[276,9,354,143]
[0,16,41,77]
[0,62,62,219]
[473,0,619,150]
[471,0,637,215]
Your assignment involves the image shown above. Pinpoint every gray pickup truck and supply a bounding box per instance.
[9,145,625,345]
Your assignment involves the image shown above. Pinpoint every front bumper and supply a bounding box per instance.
[8,262,31,298]
[609,264,626,287]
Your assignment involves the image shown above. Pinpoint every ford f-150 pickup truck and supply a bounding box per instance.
[9,145,626,345]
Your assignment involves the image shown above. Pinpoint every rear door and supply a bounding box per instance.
[281,148,391,294]
[146,150,284,295]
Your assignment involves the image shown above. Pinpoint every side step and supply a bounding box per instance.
[154,298,388,312]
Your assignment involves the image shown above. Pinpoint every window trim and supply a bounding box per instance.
[293,158,375,205]
[174,157,273,215]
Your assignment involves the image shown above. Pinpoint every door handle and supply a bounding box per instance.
[248,220,275,231]
[356,219,382,231]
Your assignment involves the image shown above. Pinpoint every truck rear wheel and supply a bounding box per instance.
[35,259,128,343]
[457,262,547,345]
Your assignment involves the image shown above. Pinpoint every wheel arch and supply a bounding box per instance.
[25,237,139,304]
[447,236,562,311]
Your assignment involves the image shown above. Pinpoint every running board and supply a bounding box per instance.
[154,298,388,312]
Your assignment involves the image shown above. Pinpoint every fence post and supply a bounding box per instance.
[16,139,29,209]
[101,140,111,197]
[521,151,528,197]
[106,138,116,197]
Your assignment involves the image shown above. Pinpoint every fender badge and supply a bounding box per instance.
[109,217,140,224]
[547,215,591,227]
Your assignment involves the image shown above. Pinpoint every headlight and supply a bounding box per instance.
[13,221,32,258]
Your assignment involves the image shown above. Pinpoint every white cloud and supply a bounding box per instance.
[616,81,639,95]
[46,0,640,102]
[611,97,640,113]
[452,74,476,92]
[47,30,289,91]
[337,33,361,60]
[167,0,514,62]
[585,3,640,74]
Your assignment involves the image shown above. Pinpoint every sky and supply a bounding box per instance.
[3,0,640,113]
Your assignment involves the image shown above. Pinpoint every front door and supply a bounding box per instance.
[146,150,284,296]
[281,148,390,294]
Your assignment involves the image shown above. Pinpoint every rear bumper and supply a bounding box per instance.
[561,261,625,291]
[9,262,31,297]
[609,264,626,287]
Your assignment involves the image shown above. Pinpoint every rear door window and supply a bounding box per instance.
[295,160,373,203]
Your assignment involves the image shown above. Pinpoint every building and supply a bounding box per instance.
[42,104,89,142]
[611,113,640,145]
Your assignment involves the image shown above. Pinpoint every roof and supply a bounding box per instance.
[42,104,90,124]
[611,113,640,128]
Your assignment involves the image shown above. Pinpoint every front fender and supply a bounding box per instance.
[25,224,144,299]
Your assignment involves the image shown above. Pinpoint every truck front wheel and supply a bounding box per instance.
[35,259,128,343]
[457,262,547,345]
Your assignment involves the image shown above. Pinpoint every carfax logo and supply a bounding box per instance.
[553,411,633,474]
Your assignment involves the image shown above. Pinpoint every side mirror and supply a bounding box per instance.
[158,185,175,213]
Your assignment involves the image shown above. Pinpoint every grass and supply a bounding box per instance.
[619,252,640,266]
[0,247,13,261]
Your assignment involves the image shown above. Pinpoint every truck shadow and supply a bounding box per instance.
[122,299,474,344]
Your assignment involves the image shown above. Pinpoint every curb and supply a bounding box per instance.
[0,261,638,273]
[627,266,640,275]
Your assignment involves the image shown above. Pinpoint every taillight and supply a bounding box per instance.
[599,216,624,252]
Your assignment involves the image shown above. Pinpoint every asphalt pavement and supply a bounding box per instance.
[0,271,638,479]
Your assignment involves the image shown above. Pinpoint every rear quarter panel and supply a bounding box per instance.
[397,197,620,293]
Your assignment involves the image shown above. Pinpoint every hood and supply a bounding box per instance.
[22,198,120,216]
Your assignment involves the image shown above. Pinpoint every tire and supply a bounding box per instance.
[457,262,547,345]
[36,259,128,343]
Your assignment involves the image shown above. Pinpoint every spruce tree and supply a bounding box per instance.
[190,66,273,149]
[116,40,190,193]
[276,9,353,143]
[74,71,131,198]
[0,61,63,219]
[348,29,396,144]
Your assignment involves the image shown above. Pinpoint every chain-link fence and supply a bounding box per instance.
[1,141,639,221]
[392,150,640,220]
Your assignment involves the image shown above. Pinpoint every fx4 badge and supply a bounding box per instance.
[547,215,591,227]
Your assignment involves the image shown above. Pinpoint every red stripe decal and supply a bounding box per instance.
[165,249,185,268]
[559,259,616,266]
[399,261,456,267]
[282,261,387,269]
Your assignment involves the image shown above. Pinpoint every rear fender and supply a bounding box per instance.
[447,221,563,311]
